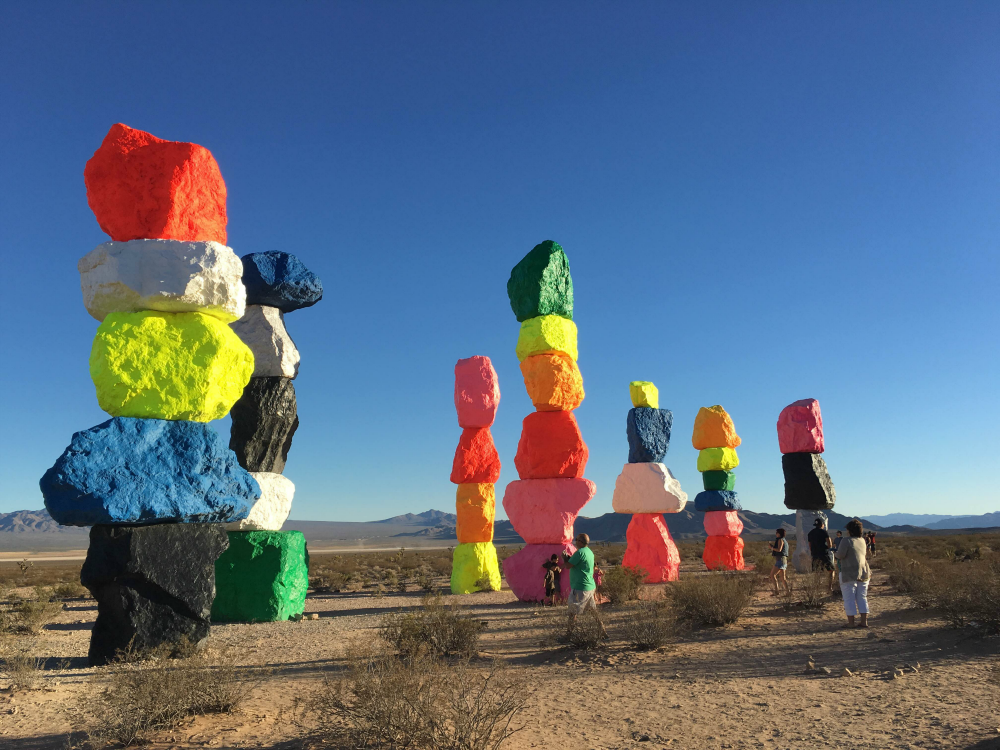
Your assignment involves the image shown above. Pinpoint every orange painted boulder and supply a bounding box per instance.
[519,353,584,412]
[84,124,227,244]
[777,398,824,454]
[502,478,595,544]
[691,405,741,450]
[450,428,501,484]
[454,356,501,428]
[622,513,680,583]
[455,483,495,543]
[514,411,588,479]
[703,510,743,537]
[702,535,745,571]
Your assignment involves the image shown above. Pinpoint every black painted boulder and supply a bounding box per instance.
[782,453,836,510]
[81,523,229,666]
[229,377,299,473]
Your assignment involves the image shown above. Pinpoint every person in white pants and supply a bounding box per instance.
[834,518,872,628]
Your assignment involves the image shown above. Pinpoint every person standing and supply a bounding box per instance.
[832,530,844,552]
[807,518,836,593]
[541,554,562,606]
[834,518,872,628]
[768,528,790,596]
[562,533,607,639]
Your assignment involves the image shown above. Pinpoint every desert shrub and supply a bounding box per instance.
[797,571,831,609]
[311,570,352,593]
[417,573,436,592]
[623,601,677,650]
[53,581,88,599]
[565,612,606,650]
[930,555,1000,633]
[598,565,646,605]
[668,572,758,627]
[474,575,498,593]
[0,637,44,690]
[884,552,937,607]
[381,594,484,660]
[746,542,776,574]
[0,596,62,635]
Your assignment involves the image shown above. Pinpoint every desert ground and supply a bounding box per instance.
[1,539,999,750]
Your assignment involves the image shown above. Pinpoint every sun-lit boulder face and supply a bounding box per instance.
[506,240,573,322]
[240,252,323,312]
[230,305,300,379]
[455,483,496,544]
[450,542,501,594]
[520,353,584,412]
[515,314,578,362]
[703,510,743,537]
[696,446,739,472]
[226,472,294,531]
[502,543,575,602]
[454,356,501,428]
[90,310,254,421]
[777,398,824,454]
[212,530,309,622]
[451,427,502,484]
[693,490,742,513]
[611,463,687,514]
[703,535,745,571]
[702,470,735,491]
[782,452,836,510]
[691,405,741,450]
[502,477,596,544]
[629,381,659,409]
[622,514,680,583]
[228,377,299,473]
[627,407,673,463]
[514,410,589,479]
[793,509,829,573]
[84,123,227,244]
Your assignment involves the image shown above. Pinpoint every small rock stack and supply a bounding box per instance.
[692,406,746,570]
[501,241,595,602]
[450,356,503,593]
[777,398,836,573]
[610,382,688,582]
[212,252,323,621]
[41,124,260,665]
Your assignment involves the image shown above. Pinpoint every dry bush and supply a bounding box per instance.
[53,581,89,599]
[745,542,776,574]
[884,552,937,607]
[598,565,646,605]
[668,572,758,627]
[623,601,677,650]
[0,637,45,691]
[474,575,498,593]
[381,594,484,661]
[931,555,1000,633]
[0,594,62,635]
[797,571,831,609]
[565,612,606,650]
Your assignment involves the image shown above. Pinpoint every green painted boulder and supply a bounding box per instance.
[702,470,735,491]
[507,240,573,322]
[212,530,308,622]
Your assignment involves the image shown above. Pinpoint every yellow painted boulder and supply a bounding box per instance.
[697,447,740,472]
[692,405,741,449]
[90,310,254,421]
[456,483,496,543]
[451,542,501,594]
[515,315,578,362]
[629,381,658,408]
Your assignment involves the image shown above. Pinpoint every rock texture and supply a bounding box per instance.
[502,543,575,602]
[515,315,578,362]
[84,123,227,244]
[520,353,584,412]
[454,356,501,428]
[629,381,658,408]
[41,418,259,526]
[502,478,596,544]
[702,470,736,491]
[228,377,299,473]
[702,535,745,571]
[240,252,323,312]
[696,447,740,472]
[212,530,309,622]
[627,407,673,463]
[793,510,829,573]
[506,240,573,322]
[455,483,496,543]
[782,453,836,510]
[82,523,229,665]
[229,305,300,379]
[90,310,254,421]
[703,510,743,537]
[451,428,502,484]
[622,514,680,583]
[514,411,588,479]
[611,463,688,514]
[777,398,825,454]
[691,405,741,450]
[79,240,245,322]
[451,542,502,594]
[693,490,742,512]
[226,473,294,531]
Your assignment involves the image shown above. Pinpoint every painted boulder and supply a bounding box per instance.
[703,535,745,571]
[629,381,658,409]
[793,509,829,573]
[611,463,687,514]
[691,405,741,450]
[693,490,742,513]
[696,447,739,472]
[622,513,680,583]
[515,315,578,362]
[502,477,596,544]
[230,305,300,379]
[702,470,735,491]
[454,356,501,428]
[502,543,575,602]
[451,542,501,594]
[514,411,588,479]
[703,510,743,537]
[226,472,294,531]
[212,530,309,622]
[627,407,673,463]
[506,240,573,322]
[229,377,299,473]
[520,353,584,412]
[781,453,836,510]
[455,483,496,544]
[777,398,824,454]
[240,251,323,312]
[451,428,502,484]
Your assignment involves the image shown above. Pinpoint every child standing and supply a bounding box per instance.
[542,554,563,606]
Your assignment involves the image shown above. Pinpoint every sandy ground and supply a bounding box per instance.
[2,564,999,750]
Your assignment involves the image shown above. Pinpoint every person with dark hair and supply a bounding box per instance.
[541,554,562,606]
[835,518,872,627]
[807,517,836,593]
[768,528,790,596]
[868,529,878,558]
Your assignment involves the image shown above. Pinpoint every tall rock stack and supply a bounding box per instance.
[213,251,324,621]
[777,398,836,573]
[450,356,503,593]
[611,382,687,582]
[40,124,260,665]
[691,406,746,570]
[501,241,595,602]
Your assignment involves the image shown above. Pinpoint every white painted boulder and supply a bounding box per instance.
[230,305,300,378]
[79,239,246,322]
[611,462,688,514]
[794,509,829,573]
[226,472,294,531]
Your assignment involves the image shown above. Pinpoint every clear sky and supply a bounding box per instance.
[1,3,997,522]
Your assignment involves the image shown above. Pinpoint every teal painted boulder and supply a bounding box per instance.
[506,240,573,322]
[212,530,309,622]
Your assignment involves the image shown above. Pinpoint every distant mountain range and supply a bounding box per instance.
[862,512,1000,530]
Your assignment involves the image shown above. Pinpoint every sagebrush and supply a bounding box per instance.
[598,565,646,605]
[381,593,484,660]
[668,572,758,627]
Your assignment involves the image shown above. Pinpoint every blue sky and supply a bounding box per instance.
[1,3,997,522]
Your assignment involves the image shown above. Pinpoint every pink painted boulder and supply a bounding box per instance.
[777,398,824,454]
[502,478,596,544]
[622,514,680,583]
[454,356,501,428]
[703,510,743,537]
[503,543,575,602]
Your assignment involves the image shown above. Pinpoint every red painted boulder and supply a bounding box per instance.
[454,356,500,428]
[514,411,588,479]
[450,428,501,484]
[622,513,680,583]
[702,535,745,571]
[703,510,743,537]
[502,543,575,602]
[84,124,228,244]
[777,398,824,454]
[502,478,596,544]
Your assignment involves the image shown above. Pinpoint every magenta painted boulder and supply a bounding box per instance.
[454,356,501,428]
[777,398,824,454]
[621,514,680,583]
[703,510,743,537]
[501,478,595,544]
[503,543,575,602]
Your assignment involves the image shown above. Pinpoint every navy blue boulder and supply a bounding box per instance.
[241,252,323,312]
[626,407,672,463]
[694,490,742,512]
[40,418,260,526]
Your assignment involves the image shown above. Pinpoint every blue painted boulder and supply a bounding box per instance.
[693,490,742,513]
[40,417,260,526]
[627,407,673,463]
[241,252,323,312]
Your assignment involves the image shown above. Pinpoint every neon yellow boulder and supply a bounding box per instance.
[697,447,739,472]
[451,542,501,594]
[629,381,659,408]
[90,310,254,421]
[515,315,578,362]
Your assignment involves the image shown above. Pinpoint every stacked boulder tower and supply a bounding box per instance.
[450,356,503,593]
[40,124,260,665]
[501,241,595,602]
[212,252,324,621]
[777,399,836,573]
[610,382,688,582]
[691,406,746,570]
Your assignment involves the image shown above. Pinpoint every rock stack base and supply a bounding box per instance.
[621,513,680,583]
[212,531,309,622]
